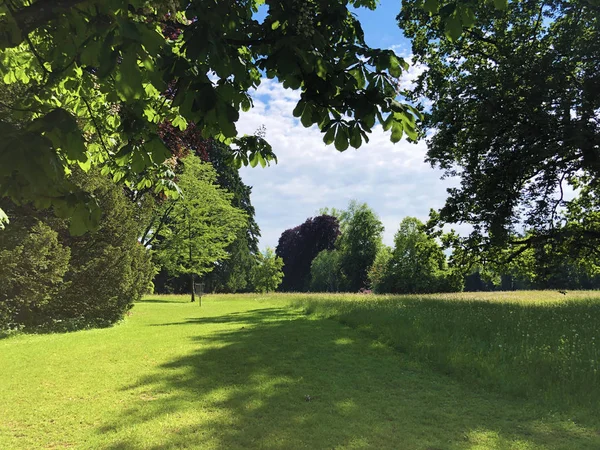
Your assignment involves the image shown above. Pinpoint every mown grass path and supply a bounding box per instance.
[1,295,599,449]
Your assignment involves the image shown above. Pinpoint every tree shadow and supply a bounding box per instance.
[136,297,191,304]
[96,306,600,449]
[152,307,298,327]
[294,296,600,412]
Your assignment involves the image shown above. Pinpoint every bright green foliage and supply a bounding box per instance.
[252,247,284,293]
[310,249,343,292]
[366,245,392,293]
[380,217,460,294]
[0,0,425,231]
[414,0,509,42]
[0,220,70,328]
[0,169,155,330]
[337,200,384,291]
[145,155,247,290]
[399,0,600,259]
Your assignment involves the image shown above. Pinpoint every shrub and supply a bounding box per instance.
[0,220,70,329]
[0,170,155,331]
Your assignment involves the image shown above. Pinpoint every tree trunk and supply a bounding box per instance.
[190,273,195,303]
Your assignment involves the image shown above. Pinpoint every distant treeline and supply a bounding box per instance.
[274,201,600,294]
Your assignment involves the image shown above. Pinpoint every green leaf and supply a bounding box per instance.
[315,58,328,80]
[292,100,306,118]
[97,30,116,78]
[445,15,463,42]
[390,122,403,143]
[69,203,90,236]
[382,113,394,132]
[115,49,144,101]
[458,5,476,28]
[334,126,349,151]
[3,71,16,84]
[194,83,218,112]
[389,54,403,78]
[147,136,171,163]
[131,151,146,173]
[172,116,187,131]
[493,0,508,10]
[249,152,259,168]
[404,122,418,140]
[323,124,336,145]
[80,38,102,66]
[300,103,313,127]
[349,126,362,149]
[115,144,133,166]
[423,0,439,14]
[257,152,266,168]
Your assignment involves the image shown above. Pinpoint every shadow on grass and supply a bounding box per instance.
[152,307,298,327]
[136,297,192,304]
[294,296,600,413]
[97,306,600,450]
[0,330,12,340]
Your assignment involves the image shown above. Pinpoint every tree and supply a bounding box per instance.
[0,220,70,328]
[399,0,600,260]
[384,217,459,294]
[252,247,284,293]
[155,130,262,294]
[367,245,392,294]
[142,155,247,301]
[203,141,261,293]
[0,0,425,231]
[337,201,384,291]
[310,249,343,292]
[276,215,340,291]
[0,168,155,330]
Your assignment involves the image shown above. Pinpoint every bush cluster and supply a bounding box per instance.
[0,170,154,331]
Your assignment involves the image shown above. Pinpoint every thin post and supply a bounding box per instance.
[187,208,195,303]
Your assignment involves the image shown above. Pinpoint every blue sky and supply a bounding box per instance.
[351,2,410,50]
[238,1,461,250]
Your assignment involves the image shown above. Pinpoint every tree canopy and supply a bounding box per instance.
[399,0,600,260]
[276,214,340,291]
[252,247,284,293]
[142,155,247,300]
[337,200,384,291]
[0,0,427,231]
[381,217,457,294]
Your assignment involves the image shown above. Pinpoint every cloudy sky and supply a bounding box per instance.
[238,2,458,249]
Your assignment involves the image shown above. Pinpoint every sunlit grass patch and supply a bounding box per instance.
[1,293,599,449]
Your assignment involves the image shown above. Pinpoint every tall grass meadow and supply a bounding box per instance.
[288,291,600,411]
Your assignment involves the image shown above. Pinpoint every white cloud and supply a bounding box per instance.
[237,78,459,249]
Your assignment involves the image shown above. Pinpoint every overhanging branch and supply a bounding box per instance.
[7,0,91,46]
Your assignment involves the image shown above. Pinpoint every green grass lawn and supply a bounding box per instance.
[1,293,600,449]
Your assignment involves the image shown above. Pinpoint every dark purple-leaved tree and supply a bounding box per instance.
[276,215,340,292]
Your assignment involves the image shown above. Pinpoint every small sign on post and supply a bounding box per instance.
[194,282,205,306]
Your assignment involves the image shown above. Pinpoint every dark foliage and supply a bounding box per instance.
[399,0,600,259]
[0,170,154,331]
[276,215,340,292]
